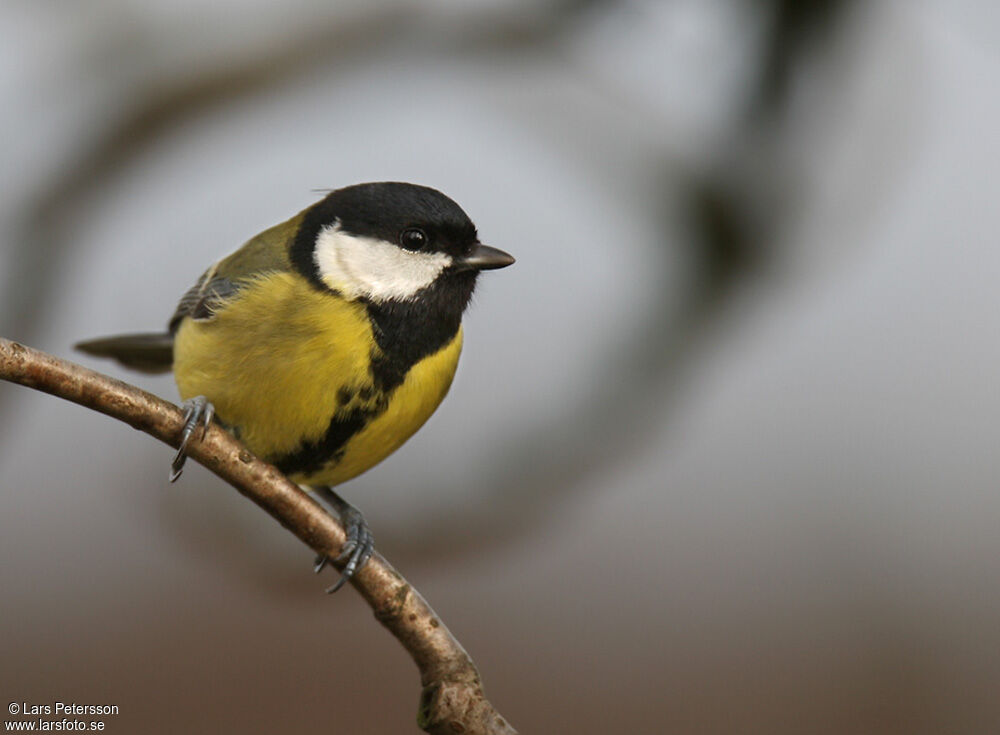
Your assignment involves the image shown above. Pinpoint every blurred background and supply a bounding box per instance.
[2,0,999,732]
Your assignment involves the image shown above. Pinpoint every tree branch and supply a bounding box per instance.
[0,337,516,735]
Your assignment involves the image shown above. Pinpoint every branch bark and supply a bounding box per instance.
[0,337,516,735]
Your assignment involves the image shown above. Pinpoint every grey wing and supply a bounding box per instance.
[167,264,241,333]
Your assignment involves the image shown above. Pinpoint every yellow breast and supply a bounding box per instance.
[316,329,462,485]
[172,271,462,486]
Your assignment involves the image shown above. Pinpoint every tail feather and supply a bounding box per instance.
[75,332,174,374]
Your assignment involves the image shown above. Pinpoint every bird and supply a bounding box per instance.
[76,182,514,591]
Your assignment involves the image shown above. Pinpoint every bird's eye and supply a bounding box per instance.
[399,228,428,251]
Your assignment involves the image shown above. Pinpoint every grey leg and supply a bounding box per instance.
[169,396,214,482]
[312,486,375,593]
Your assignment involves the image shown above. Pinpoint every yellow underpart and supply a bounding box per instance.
[319,328,462,486]
[173,271,463,486]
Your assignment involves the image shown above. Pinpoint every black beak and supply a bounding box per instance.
[456,243,516,271]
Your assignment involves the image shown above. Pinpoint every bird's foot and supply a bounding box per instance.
[312,488,375,593]
[170,396,214,482]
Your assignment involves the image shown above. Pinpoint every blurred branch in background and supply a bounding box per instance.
[3,0,856,560]
[0,337,516,735]
[1,0,610,344]
[392,0,859,558]
[752,0,857,120]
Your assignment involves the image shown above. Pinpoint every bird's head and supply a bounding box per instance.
[291,182,514,307]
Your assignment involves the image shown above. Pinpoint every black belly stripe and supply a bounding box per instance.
[271,279,475,475]
[271,270,475,482]
[274,408,371,478]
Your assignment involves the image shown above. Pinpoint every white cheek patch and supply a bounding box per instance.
[314,223,452,302]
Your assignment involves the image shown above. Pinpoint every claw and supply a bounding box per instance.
[335,538,358,562]
[311,487,375,594]
[201,401,214,440]
[324,572,351,595]
[325,515,374,594]
[170,396,214,482]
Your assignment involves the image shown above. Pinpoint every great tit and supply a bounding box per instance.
[76,182,514,590]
